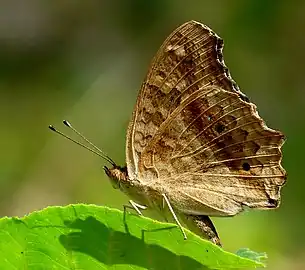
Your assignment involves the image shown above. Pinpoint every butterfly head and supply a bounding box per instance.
[104,165,128,190]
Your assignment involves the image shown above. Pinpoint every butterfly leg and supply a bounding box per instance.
[124,200,147,216]
[162,193,187,240]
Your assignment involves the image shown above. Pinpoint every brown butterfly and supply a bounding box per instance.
[50,21,286,246]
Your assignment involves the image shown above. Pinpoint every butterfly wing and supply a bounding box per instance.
[127,20,245,177]
[126,21,286,216]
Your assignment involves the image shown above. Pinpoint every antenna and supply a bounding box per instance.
[49,120,116,166]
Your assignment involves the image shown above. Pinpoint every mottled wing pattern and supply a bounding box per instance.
[126,20,286,216]
[127,21,244,175]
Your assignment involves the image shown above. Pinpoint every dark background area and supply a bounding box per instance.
[1,1,304,269]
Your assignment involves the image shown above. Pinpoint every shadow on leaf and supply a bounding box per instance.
[59,216,208,270]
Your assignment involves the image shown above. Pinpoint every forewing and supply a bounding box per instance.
[126,20,246,177]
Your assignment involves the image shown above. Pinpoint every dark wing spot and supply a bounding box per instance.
[215,123,225,134]
[268,198,279,207]
[242,162,251,171]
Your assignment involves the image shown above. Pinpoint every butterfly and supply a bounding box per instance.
[50,20,286,246]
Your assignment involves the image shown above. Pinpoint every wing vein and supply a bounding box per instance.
[173,106,256,158]
[205,153,279,166]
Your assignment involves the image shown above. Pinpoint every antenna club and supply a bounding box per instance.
[49,125,56,132]
[63,120,71,127]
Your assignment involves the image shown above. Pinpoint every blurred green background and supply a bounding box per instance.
[1,0,304,269]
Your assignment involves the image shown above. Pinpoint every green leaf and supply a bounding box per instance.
[0,204,265,269]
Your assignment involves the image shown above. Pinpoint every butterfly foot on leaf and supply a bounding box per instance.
[123,200,147,216]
